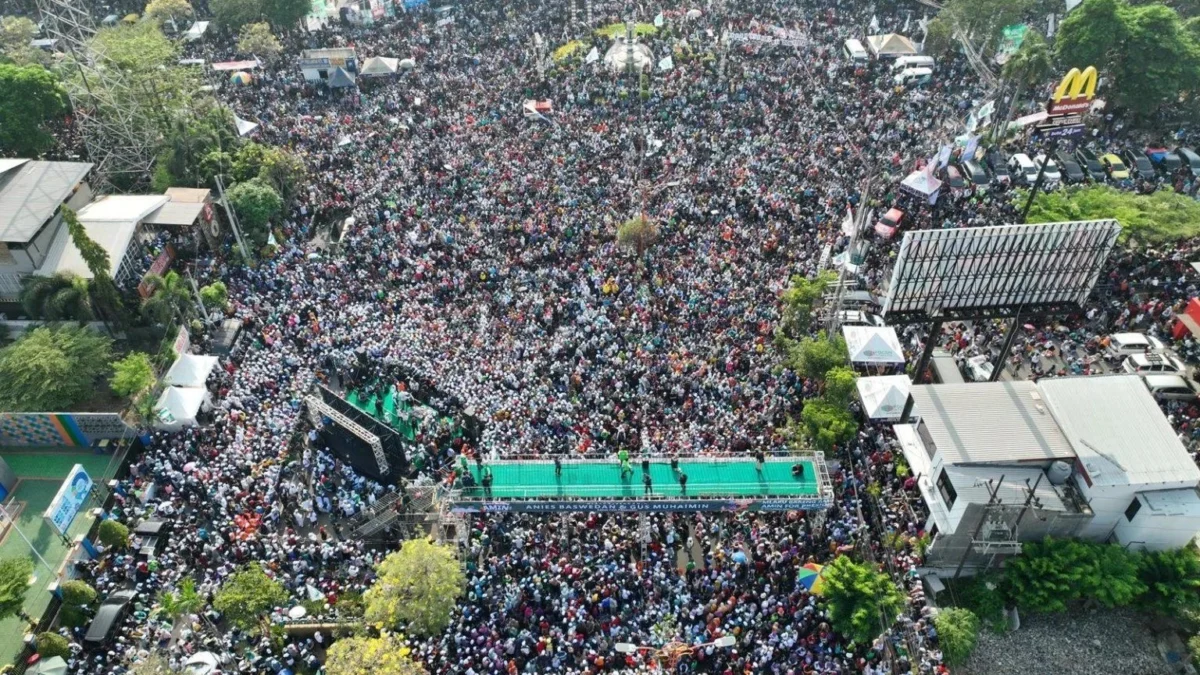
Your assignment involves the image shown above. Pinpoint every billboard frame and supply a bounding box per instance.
[880,220,1121,325]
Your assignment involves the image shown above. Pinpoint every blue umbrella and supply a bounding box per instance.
[731,550,747,564]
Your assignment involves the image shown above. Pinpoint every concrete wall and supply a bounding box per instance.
[0,412,133,447]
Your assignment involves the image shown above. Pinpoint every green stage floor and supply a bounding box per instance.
[460,458,818,500]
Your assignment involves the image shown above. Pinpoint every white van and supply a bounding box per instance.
[1105,332,1166,359]
[891,55,935,73]
[893,67,932,87]
[1008,153,1039,185]
[1143,374,1200,401]
[843,39,869,65]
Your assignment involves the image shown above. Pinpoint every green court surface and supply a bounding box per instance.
[0,449,116,665]
[460,458,818,500]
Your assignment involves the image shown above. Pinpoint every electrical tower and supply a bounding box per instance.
[36,0,158,191]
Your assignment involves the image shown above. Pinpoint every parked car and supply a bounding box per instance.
[959,160,990,190]
[1121,149,1155,179]
[84,590,138,651]
[836,310,885,327]
[1054,151,1086,183]
[1104,332,1166,359]
[1142,374,1200,401]
[1146,147,1183,175]
[984,148,1011,183]
[1033,155,1062,184]
[874,207,904,236]
[1122,353,1188,375]
[943,165,967,189]
[1101,153,1130,180]
[965,354,994,382]
[133,520,172,560]
[1009,153,1039,184]
[1075,148,1107,182]
[1177,147,1200,177]
[823,290,882,311]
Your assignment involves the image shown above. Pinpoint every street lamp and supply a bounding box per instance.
[615,635,737,670]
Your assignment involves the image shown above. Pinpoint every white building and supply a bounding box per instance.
[896,375,1200,572]
[0,159,94,301]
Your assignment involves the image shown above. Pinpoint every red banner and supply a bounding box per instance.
[137,244,176,298]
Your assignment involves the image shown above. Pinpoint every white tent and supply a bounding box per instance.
[856,375,912,420]
[233,114,259,137]
[154,386,210,431]
[843,326,906,365]
[866,33,918,57]
[183,21,210,42]
[399,58,417,70]
[900,170,943,204]
[162,354,219,388]
[360,56,399,77]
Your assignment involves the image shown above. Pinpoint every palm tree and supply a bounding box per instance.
[18,273,94,322]
[995,31,1053,144]
[166,120,219,187]
[140,271,192,326]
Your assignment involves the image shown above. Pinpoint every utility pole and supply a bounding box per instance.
[1013,474,1044,530]
[954,476,1004,579]
[214,174,252,263]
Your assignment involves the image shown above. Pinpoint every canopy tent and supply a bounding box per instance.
[154,386,210,431]
[163,354,219,388]
[233,114,259,136]
[360,56,399,76]
[900,170,943,204]
[856,375,912,420]
[866,33,918,57]
[329,66,357,88]
[399,58,417,69]
[843,326,906,365]
[29,657,69,675]
[183,21,210,42]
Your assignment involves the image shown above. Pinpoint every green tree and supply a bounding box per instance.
[110,352,155,399]
[1003,537,1144,612]
[364,538,465,636]
[97,519,130,549]
[0,63,68,156]
[262,0,310,29]
[616,215,659,257]
[200,281,229,309]
[823,366,858,405]
[786,332,849,381]
[822,555,906,646]
[937,0,1034,53]
[238,22,282,57]
[0,16,44,65]
[158,578,204,619]
[779,271,836,338]
[36,632,70,658]
[1091,543,1146,608]
[325,634,429,675]
[1137,547,1200,617]
[160,105,238,188]
[0,326,112,411]
[0,557,34,620]
[92,21,177,71]
[799,397,858,451]
[19,273,94,322]
[923,17,957,58]
[84,21,198,131]
[60,579,98,607]
[1025,185,1200,243]
[140,271,193,325]
[999,30,1053,138]
[933,608,980,666]
[213,563,288,630]
[63,206,127,329]
[1057,0,1130,68]
[144,0,193,26]
[211,0,265,30]
[227,179,283,246]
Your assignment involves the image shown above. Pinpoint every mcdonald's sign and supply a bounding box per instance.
[1047,66,1098,115]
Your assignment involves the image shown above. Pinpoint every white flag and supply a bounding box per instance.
[902,13,911,33]
[657,54,673,71]
[869,14,880,32]
[585,46,599,63]
[654,12,664,28]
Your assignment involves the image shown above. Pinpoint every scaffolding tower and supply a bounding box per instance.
[36,0,158,191]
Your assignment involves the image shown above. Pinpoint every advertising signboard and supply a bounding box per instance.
[1047,66,1098,115]
[450,497,831,514]
[44,464,92,536]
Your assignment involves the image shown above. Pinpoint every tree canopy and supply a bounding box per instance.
[1024,185,1200,244]
[0,326,112,412]
[324,634,429,675]
[110,352,156,399]
[0,557,34,621]
[213,562,289,630]
[238,22,283,57]
[213,0,309,29]
[0,16,45,66]
[778,271,835,338]
[1056,0,1200,115]
[19,273,93,323]
[0,63,68,157]
[933,608,981,666]
[143,0,193,25]
[785,332,850,381]
[227,179,284,246]
[821,555,906,647]
[364,538,465,636]
[616,215,659,256]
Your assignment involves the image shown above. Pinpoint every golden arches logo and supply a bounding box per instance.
[1052,66,1098,102]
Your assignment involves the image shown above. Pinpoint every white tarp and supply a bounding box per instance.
[843,326,906,364]
[360,56,399,76]
[163,354,219,388]
[856,375,911,420]
[900,170,943,203]
[154,386,209,431]
[183,21,210,42]
[866,33,918,57]
[233,114,259,137]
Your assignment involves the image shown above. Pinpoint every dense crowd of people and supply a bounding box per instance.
[35,0,1200,672]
